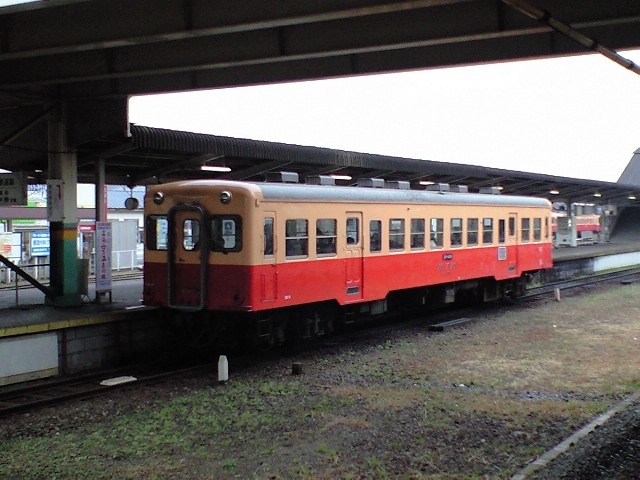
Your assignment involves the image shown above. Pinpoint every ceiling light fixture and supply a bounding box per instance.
[201,165,231,172]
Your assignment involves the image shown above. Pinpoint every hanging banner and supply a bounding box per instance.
[95,222,112,293]
[47,180,64,222]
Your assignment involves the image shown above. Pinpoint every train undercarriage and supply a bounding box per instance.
[165,273,539,353]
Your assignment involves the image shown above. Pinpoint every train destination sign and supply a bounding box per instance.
[0,173,27,206]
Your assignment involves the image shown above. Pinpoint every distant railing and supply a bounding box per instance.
[112,249,139,271]
[0,249,142,287]
[1,248,143,305]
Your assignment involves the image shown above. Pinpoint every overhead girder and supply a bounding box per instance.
[0,0,638,100]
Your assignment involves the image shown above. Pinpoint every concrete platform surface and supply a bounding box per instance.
[0,274,144,334]
[553,240,640,262]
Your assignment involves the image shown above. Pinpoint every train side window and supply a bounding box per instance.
[467,218,478,246]
[450,218,463,247]
[183,219,200,251]
[498,219,506,244]
[264,217,274,256]
[545,217,550,240]
[146,215,168,250]
[410,218,425,249]
[369,220,382,252]
[346,217,360,245]
[285,219,308,258]
[316,219,337,256]
[210,215,243,252]
[533,218,542,241]
[509,217,516,237]
[482,218,493,244]
[521,218,530,242]
[430,218,444,248]
[389,218,405,251]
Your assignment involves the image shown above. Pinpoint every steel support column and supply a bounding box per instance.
[47,105,81,307]
[95,157,106,222]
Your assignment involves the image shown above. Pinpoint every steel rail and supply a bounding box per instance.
[0,364,210,417]
[524,267,640,299]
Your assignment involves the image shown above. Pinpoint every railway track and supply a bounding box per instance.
[0,364,209,417]
[524,267,640,299]
[2,267,638,417]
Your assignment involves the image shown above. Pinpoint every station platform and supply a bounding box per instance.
[552,240,640,262]
[0,273,162,386]
[0,274,146,339]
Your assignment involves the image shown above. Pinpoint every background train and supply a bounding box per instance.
[552,212,602,246]
[143,175,553,347]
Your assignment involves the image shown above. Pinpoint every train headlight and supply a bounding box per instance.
[220,191,232,204]
[152,192,164,205]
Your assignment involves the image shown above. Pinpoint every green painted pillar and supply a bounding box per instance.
[48,222,80,306]
[46,104,81,307]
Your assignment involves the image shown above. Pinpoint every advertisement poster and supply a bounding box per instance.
[0,232,20,259]
[30,231,50,257]
[95,222,112,292]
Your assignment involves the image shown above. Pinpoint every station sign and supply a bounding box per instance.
[31,231,50,257]
[95,222,112,293]
[0,172,27,205]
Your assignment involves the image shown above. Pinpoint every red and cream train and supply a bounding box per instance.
[143,176,553,346]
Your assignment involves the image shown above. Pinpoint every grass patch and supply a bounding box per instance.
[2,283,640,479]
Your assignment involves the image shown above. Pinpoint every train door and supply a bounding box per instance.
[508,213,518,273]
[168,205,207,310]
[345,212,363,301]
[261,213,277,303]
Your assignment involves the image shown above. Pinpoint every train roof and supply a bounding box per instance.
[155,179,551,208]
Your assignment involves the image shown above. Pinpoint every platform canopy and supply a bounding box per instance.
[69,125,640,206]
[0,1,638,205]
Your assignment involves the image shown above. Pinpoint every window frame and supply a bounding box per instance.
[263,217,274,257]
[389,218,405,251]
[521,218,530,243]
[145,215,168,251]
[430,218,444,249]
[467,218,479,246]
[482,218,494,245]
[498,218,506,244]
[410,218,425,250]
[450,218,463,248]
[346,217,360,246]
[369,220,382,253]
[210,215,243,253]
[316,218,337,256]
[182,218,201,251]
[285,218,309,258]
[533,218,542,242]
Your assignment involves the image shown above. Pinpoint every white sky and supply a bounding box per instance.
[130,49,640,183]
